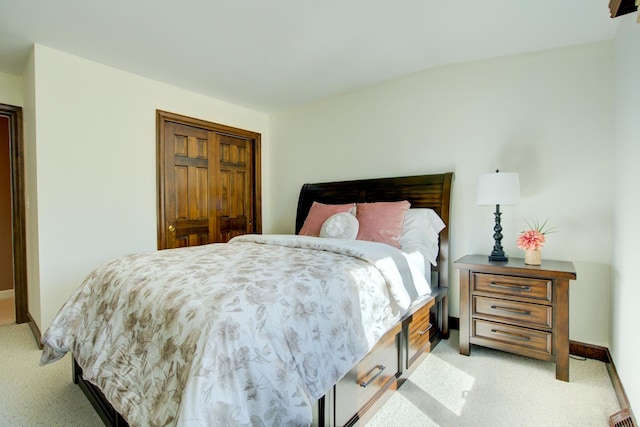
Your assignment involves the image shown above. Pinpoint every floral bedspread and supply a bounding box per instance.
[40,235,427,427]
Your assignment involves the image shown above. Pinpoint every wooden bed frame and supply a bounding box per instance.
[73,171,454,427]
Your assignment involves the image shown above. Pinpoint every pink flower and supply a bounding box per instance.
[517,229,546,251]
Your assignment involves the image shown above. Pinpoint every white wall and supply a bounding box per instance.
[23,49,42,327]
[0,71,23,107]
[270,41,614,346]
[612,14,640,415]
[28,44,270,330]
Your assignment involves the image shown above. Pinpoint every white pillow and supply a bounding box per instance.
[399,209,446,266]
[423,208,446,235]
[320,212,360,240]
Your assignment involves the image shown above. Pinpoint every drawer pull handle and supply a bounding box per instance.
[490,305,531,316]
[490,282,531,292]
[418,323,434,336]
[490,329,531,341]
[359,364,386,388]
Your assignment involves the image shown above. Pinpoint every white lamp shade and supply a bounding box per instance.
[476,172,520,205]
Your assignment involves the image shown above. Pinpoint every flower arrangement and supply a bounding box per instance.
[516,219,557,251]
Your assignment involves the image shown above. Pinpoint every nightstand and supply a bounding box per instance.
[454,255,577,381]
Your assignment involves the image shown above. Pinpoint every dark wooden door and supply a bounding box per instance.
[157,111,261,249]
[162,122,214,248]
[0,104,27,324]
[215,133,255,242]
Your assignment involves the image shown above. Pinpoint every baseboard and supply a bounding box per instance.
[557,339,636,423]
[450,316,635,423]
[0,289,14,299]
[605,347,638,426]
[27,311,43,350]
[569,340,609,362]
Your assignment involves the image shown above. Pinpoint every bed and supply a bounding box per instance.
[40,172,453,427]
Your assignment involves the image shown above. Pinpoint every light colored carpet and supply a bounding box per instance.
[0,324,620,426]
[0,323,102,426]
[366,330,620,427]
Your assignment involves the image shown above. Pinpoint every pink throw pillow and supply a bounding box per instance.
[356,201,411,248]
[299,202,356,237]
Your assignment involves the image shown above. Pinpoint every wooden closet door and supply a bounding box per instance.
[157,111,261,250]
[215,133,254,242]
[162,122,215,248]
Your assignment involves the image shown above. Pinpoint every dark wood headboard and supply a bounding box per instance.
[295,172,454,289]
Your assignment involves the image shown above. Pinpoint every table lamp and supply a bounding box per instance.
[477,170,520,261]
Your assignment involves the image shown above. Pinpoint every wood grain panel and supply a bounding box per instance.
[174,165,188,219]
[193,137,207,159]
[473,273,552,303]
[195,167,208,218]
[216,134,252,242]
[335,324,401,426]
[175,236,188,248]
[473,319,552,355]
[407,300,435,368]
[219,169,230,216]
[473,296,552,329]
[220,142,229,164]
[233,171,246,216]
[174,134,187,156]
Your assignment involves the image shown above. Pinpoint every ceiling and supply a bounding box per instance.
[0,1,621,113]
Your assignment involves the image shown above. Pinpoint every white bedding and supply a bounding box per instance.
[40,234,429,427]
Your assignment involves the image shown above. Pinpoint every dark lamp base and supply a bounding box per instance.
[487,204,509,262]
[488,254,508,262]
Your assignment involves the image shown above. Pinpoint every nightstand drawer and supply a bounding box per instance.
[473,273,551,302]
[473,319,552,355]
[473,296,552,329]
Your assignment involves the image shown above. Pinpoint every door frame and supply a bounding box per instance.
[156,110,262,249]
[1,103,28,324]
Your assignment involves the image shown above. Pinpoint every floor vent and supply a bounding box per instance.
[610,409,636,427]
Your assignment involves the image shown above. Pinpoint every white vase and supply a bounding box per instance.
[524,249,542,265]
